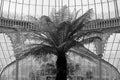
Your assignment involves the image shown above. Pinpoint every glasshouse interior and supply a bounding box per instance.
[0,0,120,80]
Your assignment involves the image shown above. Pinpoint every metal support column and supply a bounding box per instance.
[113,0,119,18]
[98,54,103,80]
[94,33,111,80]
[94,35,103,80]
[15,56,19,80]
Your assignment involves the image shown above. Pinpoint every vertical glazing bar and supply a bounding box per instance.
[55,0,57,22]
[0,58,4,68]
[94,0,97,19]
[74,0,76,14]
[68,0,70,18]
[55,0,56,13]
[88,0,90,9]
[21,0,24,20]
[108,34,116,62]
[48,0,50,15]
[35,0,37,18]
[112,41,120,65]
[0,0,4,17]
[41,0,44,16]
[7,0,11,18]
[113,0,119,18]
[99,57,102,80]
[28,0,31,21]
[0,43,7,64]
[61,0,63,8]
[15,58,19,80]
[100,0,104,19]
[81,0,83,14]
[14,0,18,19]
[117,58,120,69]
[3,34,12,61]
[107,0,111,19]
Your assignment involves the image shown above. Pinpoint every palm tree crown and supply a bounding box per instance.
[9,6,102,80]
[19,6,101,59]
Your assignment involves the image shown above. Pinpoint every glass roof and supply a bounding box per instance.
[0,0,120,73]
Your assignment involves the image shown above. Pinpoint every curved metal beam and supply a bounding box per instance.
[0,47,120,78]
[72,47,120,76]
[0,55,27,77]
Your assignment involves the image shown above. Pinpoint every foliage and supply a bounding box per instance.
[29,61,81,80]
[7,5,102,80]
[17,5,102,60]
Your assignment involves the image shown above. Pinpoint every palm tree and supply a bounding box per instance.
[5,6,102,80]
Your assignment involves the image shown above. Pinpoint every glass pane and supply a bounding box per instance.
[24,0,30,4]
[36,0,42,5]
[108,34,116,42]
[82,0,88,5]
[3,1,9,17]
[103,3,109,19]
[109,51,116,58]
[95,0,101,3]
[23,5,29,16]
[83,5,88,13]
[104,51,110,58]
[113,59,119,67]
[102,0,107,2]
[115,51,120,58]
[117,0,120,16]
[43,6,48,16]
[30,0,36,5]
[89,0,94,4]
[112,43,119,51]
[76,0,81,5]
[106,43,113,50]
[96,3,102,19]
[109,1,115,18]
[16,4,22,16]
[89,5,96,19]
[36,6,41,17]
[17,0,23,3]
[30,5,35,16]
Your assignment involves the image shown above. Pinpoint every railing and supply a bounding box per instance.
[0,17,120,33]
[83,17,120,31]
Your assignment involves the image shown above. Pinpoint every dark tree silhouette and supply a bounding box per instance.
[9,6,102,80]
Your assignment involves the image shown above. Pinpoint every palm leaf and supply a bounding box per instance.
[57,21,72,42]
[72,9,81,21]
[19,44,57,60]
[80,36,102,45]
[72,9,93,26]
[73,30,102,40]
[67,9,93,39]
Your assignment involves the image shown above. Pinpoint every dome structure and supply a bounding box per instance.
[0,0,120,80]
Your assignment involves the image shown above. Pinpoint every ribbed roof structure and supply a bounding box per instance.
[0,0,120,80]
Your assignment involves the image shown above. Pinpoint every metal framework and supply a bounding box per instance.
[0,0,120,80]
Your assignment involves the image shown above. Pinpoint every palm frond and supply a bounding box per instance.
[72,9,93,26]
[72,9,81,21]
[69,48,96,62]
[29,16,56,32]
[50,5,71,25]
[63,40,77,53]
[80,36,102,45]
[48,32,60,47]
[57,21,72,42]
[73,30,102,40]
[19,44,57,60]
[67,9,93,38]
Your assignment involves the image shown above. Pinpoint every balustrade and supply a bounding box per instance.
[0,17,120,32]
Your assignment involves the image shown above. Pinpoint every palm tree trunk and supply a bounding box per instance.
[55,52,67,80]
